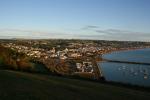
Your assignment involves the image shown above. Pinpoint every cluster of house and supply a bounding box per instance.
[3,43,103,60]
[3,41,148,74]
[4,43,46,58]
[76,62,94,73]
[3,42,145,61]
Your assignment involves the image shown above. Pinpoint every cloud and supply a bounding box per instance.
[95,28,150,36]
[0,28,72,39]
[80,25,150,41]
[95,29,150,41]
[81,25,99,30]
[0,28,150,41]
[0,28,41,34]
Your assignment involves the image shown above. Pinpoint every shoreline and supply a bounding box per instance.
[101,46,150,56]
[95,46,150,79]
[95,47,150,87]
[100,47,150,64]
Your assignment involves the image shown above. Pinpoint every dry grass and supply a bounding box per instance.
[0,70,150,100]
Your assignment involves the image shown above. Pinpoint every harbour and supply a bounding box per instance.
[98,48,150,87]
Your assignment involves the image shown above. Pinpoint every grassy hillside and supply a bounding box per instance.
[0,45,51,74]
[0,70,150,100]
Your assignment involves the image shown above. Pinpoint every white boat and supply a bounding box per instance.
[134,72,138,75]
[118,67,121,70]
[143,69,148,79]
[122,65,126,70]
[144,75,148,79]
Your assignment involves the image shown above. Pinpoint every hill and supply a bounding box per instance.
[0,69,150,100]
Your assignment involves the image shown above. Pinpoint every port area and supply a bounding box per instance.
[72,55,104,80]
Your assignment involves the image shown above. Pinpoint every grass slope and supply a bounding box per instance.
[0,70,150,100]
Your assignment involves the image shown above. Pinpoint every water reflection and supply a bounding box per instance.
[117,65,149,79]
[99,62,150,87]
[103,48,150,64]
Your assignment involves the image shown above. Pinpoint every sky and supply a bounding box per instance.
[0,0,150,41]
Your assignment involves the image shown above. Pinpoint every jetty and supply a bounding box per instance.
[103,59,150,65]
[92,56,104,80]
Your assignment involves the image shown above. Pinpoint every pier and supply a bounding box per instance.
[92,56,104,80]
[103,59,150,65]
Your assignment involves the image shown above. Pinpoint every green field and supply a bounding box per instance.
[0,70,150,100]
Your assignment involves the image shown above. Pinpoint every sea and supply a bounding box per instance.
[98,48,150,87]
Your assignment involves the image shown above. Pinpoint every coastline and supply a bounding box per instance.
[96,47,150,87]
[96,46,150,80]
[101,46,150,56]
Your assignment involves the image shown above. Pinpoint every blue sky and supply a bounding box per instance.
[0,0,150,41]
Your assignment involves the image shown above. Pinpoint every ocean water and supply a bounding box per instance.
[98,48,150,87]
[103,48,150,63]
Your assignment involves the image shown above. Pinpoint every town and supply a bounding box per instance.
[1,39,150,79]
